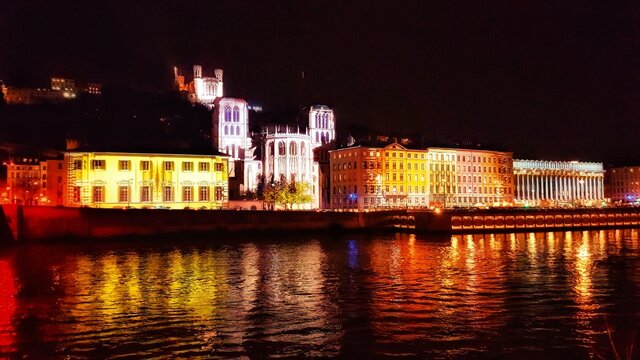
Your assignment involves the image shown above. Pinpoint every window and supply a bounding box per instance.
[182,186,193,202]
[199,186,210,201]
[118,186,130,203]
[92,186,104,202]
[118,160,131,171]
[224,105,231,122]
[215,163,224,172]
[199,162,210,172]
[73,160,83,170]
[91,160,105,170]
[182,162,193,171]
[73,186,81,202]
[163,186,174,202]
[215,186,224,201]
[140,186,151,202]
[140,161,150,171]
[163,161,174,171]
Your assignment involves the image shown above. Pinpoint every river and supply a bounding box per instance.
[1,229,639,358]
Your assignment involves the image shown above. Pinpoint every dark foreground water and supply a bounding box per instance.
[1,230,640,359]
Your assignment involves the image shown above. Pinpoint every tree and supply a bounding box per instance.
[263,179,313,210]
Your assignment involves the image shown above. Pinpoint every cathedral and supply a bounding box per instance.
[176,65,335,208]
[212,101,335,208]
[174,65,223,109]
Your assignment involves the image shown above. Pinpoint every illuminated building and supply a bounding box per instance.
[427,147,458,207]
[62,152,229,209]
[452,148,514,207]
[605,166,640,203]
[86,83,102,95]
[5,158,42,204]
[174,65,223,109]
[212,101,335,208]
[50,77,77,98]
[1,86,67,105]
[330,145,382,209]
[40,160,65,206]
[212,98,261,197]
[308,105,337,209]
[329,143,513,209]
[1,77,100,104]
[262,125,320,208]
[513,160,604,205]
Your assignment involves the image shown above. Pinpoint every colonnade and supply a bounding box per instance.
[514,172,604,203]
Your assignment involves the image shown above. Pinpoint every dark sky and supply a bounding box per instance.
[1,0,639,164]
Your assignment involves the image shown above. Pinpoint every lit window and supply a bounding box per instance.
[73,186,81,202]
[199,186,210,201]
[118,186,130,203]
[118,160,131,171]
[199,162,210,172]
[163,186,174,202]
[182,186,193,202]
[92,186,104,202]
[91,160,105,170]
[215,186,224,201]
[140,186,151,202]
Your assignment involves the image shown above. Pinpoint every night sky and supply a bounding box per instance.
[1,0,639,164]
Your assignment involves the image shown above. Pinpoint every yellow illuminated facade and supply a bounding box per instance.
[330,143,514,209]
[63,152,229,209]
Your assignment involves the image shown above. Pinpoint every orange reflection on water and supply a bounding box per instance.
[0,259,17,354]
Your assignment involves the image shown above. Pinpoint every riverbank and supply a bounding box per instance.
[2,205,640,243]
[0,205,402,243]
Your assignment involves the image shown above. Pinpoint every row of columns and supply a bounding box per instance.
[515,172,604,202]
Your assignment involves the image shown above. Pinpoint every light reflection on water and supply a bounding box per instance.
[0,229,639,358]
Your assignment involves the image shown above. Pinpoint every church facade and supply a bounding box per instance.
[212,100,335,208]
[174,65,224,109]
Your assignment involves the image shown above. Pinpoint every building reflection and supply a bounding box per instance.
[0,258,17,355]
[1,229,639,358]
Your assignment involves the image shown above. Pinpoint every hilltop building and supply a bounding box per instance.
[1,77,101,104]
[174,65,223,109]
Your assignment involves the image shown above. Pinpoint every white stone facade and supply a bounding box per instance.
[308,105,335,148]
[513,159,604,205]
[212,98,260,195]
[174,65,223,109]
[212,102,335,208]
[263,125,320,208]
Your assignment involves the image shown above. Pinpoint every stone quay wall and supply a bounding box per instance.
[0,205,401,243]
[2,205,640,243]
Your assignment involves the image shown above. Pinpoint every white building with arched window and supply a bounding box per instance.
[309,105,335,148]
[262,125,320,208]
[212,98,260,197]
[213,101,335,208]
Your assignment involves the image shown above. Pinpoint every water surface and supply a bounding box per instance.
[1,229,640,358]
